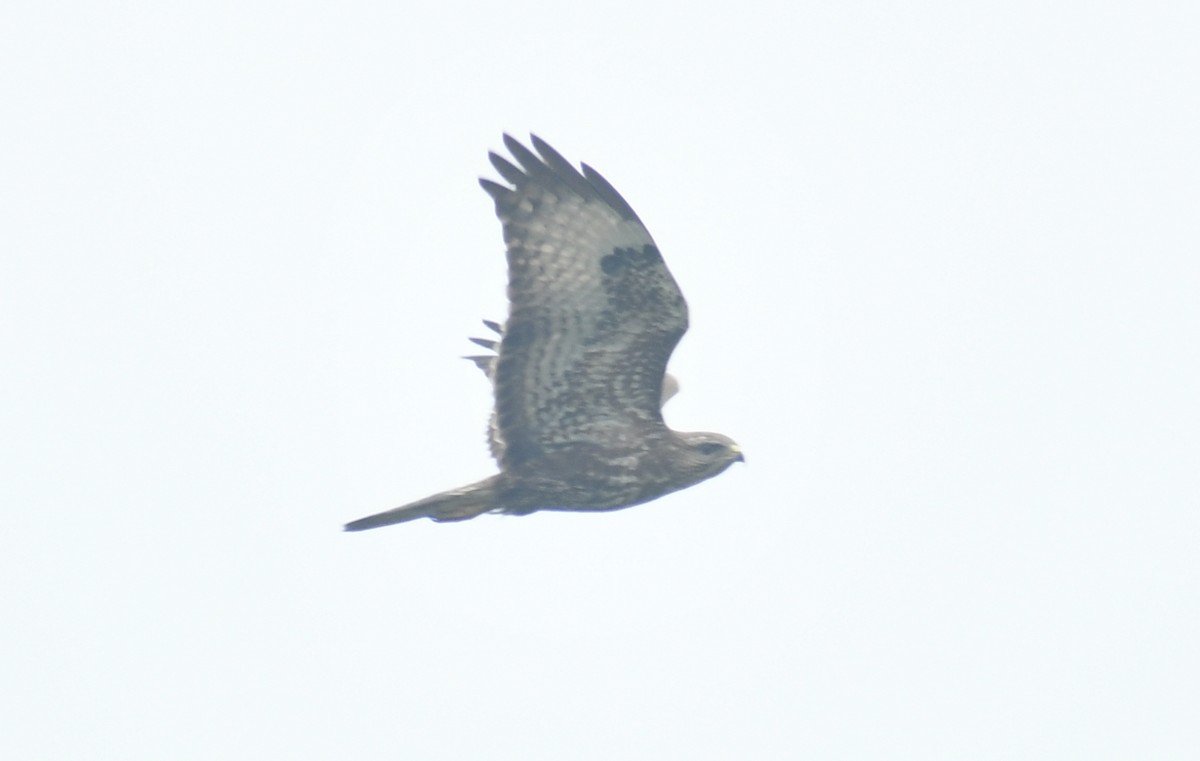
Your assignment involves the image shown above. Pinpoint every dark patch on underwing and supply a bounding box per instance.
[600,252,624,275]
[602,244,661,276]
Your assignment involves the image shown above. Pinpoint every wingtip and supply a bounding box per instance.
[579,162,641,222]
[501,132,522,155]
[479,177,508,201]
[468,336,497,350]
[529,133,552,155]
[488,151,526,185]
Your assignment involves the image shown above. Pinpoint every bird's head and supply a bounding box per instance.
[676,431,744,480]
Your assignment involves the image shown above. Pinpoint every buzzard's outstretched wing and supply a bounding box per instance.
[479,135,689,468]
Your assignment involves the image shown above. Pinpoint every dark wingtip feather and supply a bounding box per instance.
[502,134,550,177]
[529,134,597,198]
[581,163,642,222]
[479,178,508,200]
[488,152,526,185]
[482,319,502,333]
[469,336,497,350]
[485,134,645,225]
[463,355,493,372]
[530,134,569,168]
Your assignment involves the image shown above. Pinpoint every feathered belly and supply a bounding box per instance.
[497,448,679,513]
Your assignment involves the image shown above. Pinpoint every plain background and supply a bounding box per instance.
[3,1,1197,759]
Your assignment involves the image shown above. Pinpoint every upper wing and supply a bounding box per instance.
[479,135,688,468]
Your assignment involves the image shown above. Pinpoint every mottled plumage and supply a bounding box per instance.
[344,135,741,531]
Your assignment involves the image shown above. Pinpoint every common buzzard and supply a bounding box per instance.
[344,135,741,531]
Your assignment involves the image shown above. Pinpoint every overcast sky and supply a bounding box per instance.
[3,1,1198,759]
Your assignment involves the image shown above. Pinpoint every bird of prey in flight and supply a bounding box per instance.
[344,135,741,531]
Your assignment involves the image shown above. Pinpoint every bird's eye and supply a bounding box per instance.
[697,442,727,456]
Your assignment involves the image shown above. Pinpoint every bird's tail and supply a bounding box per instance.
[343,477,501,531]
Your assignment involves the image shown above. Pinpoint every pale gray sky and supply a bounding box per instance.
[3,1,1198,759]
